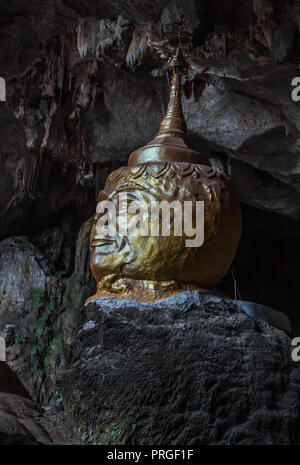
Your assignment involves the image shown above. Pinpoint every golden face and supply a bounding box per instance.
[90,162,242,289]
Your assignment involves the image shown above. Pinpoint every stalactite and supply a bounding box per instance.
[23,150,39,197]
[41,101,58,148]
[13,149,52,202]
[253,0,274,20]
[75,161,94,187]
[126,28,148,68]
[57,56,65,91]
[77,17,99,58]
[37,150,52,194]
[13,151,40,199]
[184,80,193,100]
[193,77,206,102]
[252,0,274,50]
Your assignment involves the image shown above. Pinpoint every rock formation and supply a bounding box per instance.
[0,361,76,444]
[1,0,300,445]
[1,1,300,325]
[60,293,300,445]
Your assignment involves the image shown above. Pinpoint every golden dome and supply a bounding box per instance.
[129,71,210,166]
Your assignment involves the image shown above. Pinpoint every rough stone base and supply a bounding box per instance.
[60,292,300,445]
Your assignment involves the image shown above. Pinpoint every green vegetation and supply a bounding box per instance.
[78,424,99,445]
[30,289,56,376]
[54,390,63,407]
[76,423,125,445]
[36,292,55,338]
[104,425,123,444]
[54,270,67,280]
[31,288,45,309]
[15,333,28,344]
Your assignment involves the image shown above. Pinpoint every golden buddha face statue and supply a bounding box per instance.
[88,69,242,303]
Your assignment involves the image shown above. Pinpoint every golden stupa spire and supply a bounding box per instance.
[129,18,210,167]
[157,72,187,138]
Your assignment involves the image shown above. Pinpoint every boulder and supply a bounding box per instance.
[0,227,94,405]
[0,236,51,324]
[0,393,70,445]
[0,361,31,399]
[0,362,72,445]
[60,292,300,445]
[31,227,65,270]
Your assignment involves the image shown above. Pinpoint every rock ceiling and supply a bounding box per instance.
[1,0,300,238]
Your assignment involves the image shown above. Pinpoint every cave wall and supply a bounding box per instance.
[0,0,300,328]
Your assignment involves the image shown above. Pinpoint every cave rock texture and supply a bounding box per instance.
[1,0,300,446]
[1,0,300,329]
[1,0,300,229]
[61,293,300,445]
[0,361,74,445]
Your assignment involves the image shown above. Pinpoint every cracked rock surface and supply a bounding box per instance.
[60,293,300,445]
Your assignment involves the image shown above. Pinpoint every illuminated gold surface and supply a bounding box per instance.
[88,162,242,302]
[88,72,242,303]
[86,275,212,304]
[129,73,210,167]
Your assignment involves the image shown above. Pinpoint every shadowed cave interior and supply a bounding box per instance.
[1,0,300,445]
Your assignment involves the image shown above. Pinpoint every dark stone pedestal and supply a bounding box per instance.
[60,292,300,445]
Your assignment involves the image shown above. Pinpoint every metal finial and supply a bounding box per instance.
[175,14,184,46]
[166,15,188,76]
